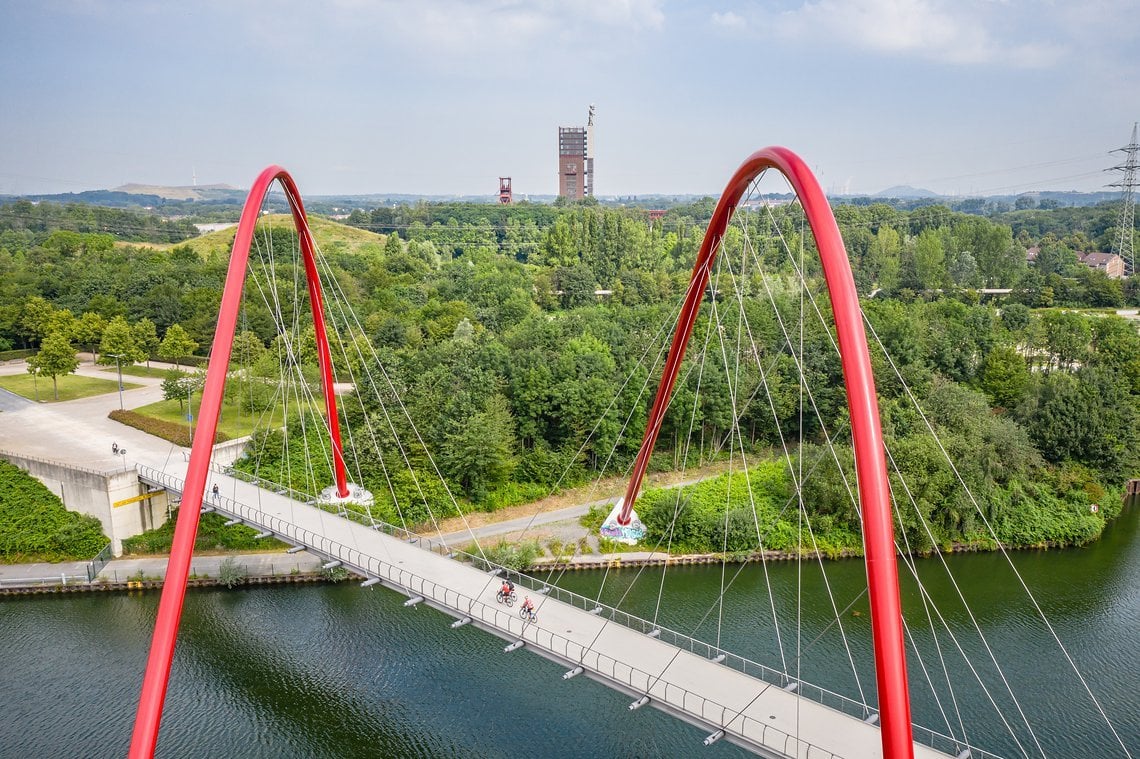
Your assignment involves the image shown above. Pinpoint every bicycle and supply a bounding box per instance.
[496,588,517,606]
[519,606,538,623]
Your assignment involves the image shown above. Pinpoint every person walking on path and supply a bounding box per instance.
[211,483,220,503]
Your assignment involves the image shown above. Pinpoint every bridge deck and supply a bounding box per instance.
[142,465,976,759]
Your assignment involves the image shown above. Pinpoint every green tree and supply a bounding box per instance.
[1041,311,1090,372]
[74,311,107,363]
[911,228,947,291]
[98,316,147,368]
[158,323,198,369]
[132,318,161,367]
[442,394,518,503]
[19,296,55,346]
[161,369,203,411]
[978,346,1031,409]
[230,329,267,368]
[27,331,79,401]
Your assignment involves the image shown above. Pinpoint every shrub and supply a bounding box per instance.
[108,409,230,448]
[121,509,286,554]
[480,539,542,571]
[218,557,246,588]
[0,461,109,562]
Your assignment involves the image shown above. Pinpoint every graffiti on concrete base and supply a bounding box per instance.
[599,499,646,545]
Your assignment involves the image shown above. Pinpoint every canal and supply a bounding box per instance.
[1,505,1136,758]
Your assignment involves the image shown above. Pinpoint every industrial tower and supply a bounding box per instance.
[558,105,595,200]
[1108,122,1138,275]
[499,177,512,204]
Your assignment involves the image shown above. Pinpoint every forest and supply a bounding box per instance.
[1,196,1137,556]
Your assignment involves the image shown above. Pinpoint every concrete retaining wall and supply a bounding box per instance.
[211,436,250,467]
[0,451,168,557]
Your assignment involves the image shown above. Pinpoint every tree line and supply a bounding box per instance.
[1,198,1137,551]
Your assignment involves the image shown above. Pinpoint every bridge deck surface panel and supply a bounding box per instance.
[148,466,953,759]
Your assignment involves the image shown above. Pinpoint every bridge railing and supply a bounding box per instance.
[86,543,113,582]
[144,464,998,759]
[0,574,90,588]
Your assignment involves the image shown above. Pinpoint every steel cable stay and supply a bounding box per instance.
[257,182,462,565]
[755,175,1129,757]
[759,170,1120,756]
[751,186,1042,755]
[517,153,907,752]
[725,186,871,719]
[245,193,362,559]
[726,193,871,706]
[861,317,1133,759]
[538,162,893,747]
[272,193,380,562]
[733,207,1005,754]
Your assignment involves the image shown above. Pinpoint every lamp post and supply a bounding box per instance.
[187,383,194,447]
[117,447,128,472]
[107,353,125,410]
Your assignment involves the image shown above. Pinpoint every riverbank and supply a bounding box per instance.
[2,530,1103,597]
[0,550,326,596]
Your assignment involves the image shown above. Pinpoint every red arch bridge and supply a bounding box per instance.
[122,149,1127,759]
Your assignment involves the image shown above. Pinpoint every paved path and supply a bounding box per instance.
[0,552,324,587]
[0,358,186,473]
[94,552,323,583]
[0,385,33,412]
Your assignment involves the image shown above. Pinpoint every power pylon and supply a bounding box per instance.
[1107,122,1138,275]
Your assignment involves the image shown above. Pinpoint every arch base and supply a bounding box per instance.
[599,498,646,544]
[318,483,375,508]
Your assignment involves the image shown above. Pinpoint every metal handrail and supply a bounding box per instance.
[0,448,116,477]
[86,543,114,581]
[0,574,88,587]
[140,464,1000,759]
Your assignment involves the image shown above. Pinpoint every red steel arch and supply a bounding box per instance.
[129,166,350,757]
[616,147,914,759]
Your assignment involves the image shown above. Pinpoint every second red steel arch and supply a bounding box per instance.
[615,146,915,759]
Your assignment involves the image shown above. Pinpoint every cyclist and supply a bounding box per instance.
[499,579,511,599]
[521,596,535,616]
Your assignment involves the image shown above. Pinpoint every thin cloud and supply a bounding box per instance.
[332,0,664,55]
[722,0,1066,67]
[710,10,747,30]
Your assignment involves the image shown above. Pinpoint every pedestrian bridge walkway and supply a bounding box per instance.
[139,464,993,759]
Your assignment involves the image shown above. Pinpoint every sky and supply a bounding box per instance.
[1,0,1137,199]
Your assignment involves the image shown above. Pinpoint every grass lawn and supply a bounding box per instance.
[0,372,141,402]
[115,364,179,379]
[131,395,288,440]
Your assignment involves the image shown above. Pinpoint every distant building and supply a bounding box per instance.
[499,177,512,205]
[558,105,595,200]
[1078,251,1125,279]
[1026,246,1125,279]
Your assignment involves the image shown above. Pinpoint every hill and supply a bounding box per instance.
[873,185,940,199]
[113,183,241,201]
[152,214,388,258]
